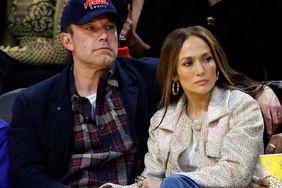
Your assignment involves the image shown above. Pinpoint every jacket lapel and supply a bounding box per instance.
[50,63,74,150]
[115,62,139,133]
[206,87,230,124]
[159,87,230,131]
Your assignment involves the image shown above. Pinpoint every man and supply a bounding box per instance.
[8,0,159,187]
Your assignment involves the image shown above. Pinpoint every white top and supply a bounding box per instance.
[86,93,97,109]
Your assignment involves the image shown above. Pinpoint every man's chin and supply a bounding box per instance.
[96,55,115,65]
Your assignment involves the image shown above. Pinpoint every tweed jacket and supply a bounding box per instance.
[142,87,264,188]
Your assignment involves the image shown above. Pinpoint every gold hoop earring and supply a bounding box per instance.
[172,81,179,95]
[216,71,219,81]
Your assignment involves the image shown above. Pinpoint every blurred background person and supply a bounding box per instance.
[0,0,71,94]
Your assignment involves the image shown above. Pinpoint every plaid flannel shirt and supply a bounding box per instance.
[66,64,142,187]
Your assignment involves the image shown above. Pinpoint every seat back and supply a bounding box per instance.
[0,88,25,124]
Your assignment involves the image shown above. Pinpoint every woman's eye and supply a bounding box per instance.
[204,56,213,63]
[184,61,192,66]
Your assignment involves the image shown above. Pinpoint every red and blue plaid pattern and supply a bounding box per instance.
[66,66,142,186]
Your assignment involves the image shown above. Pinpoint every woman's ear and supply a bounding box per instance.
[172,75,178,82]
[60,32,73,51]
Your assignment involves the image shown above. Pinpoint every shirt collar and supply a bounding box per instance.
[69,61,119,99]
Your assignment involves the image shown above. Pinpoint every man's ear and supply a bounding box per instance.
[60,32,73,51]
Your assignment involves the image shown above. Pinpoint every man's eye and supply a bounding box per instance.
[87,26,95,31]
[106,25,115,30]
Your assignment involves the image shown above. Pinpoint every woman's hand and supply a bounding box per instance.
[265,133,282,154]
[140,178,161,188]
[252,176,270,188]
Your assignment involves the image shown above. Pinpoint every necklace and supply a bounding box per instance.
[184,102,205,131]
[191,119,203,131]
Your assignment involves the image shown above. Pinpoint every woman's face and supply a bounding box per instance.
[176,36,217,97]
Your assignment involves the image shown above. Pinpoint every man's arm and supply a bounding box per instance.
[9,94,67,188]
[255,85,282,136]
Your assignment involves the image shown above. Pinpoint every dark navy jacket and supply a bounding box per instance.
[9,57,160,188]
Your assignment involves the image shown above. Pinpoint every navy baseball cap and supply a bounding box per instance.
[61,0,124,32]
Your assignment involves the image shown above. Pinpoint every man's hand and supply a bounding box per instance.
[265,133,282,154]
[256,86,282,136]
[119,1,151,58]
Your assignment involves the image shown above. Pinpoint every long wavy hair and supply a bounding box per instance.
[157,25,264,110]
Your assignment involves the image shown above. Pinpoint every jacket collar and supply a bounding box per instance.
[206,86,230,122]
[159,86,230,131]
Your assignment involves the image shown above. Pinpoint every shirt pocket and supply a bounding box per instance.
[205,139,223,159]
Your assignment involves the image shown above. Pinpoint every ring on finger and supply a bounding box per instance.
[269,143,277,149]
[135,175,146,188]
[119,35,127,41]
[137,180,143,188]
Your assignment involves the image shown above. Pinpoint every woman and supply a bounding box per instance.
[141,25,265,188]
[100,26,265,188]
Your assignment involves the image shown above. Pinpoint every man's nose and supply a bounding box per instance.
[97,29,108,41]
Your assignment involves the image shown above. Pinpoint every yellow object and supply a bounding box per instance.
[260,154,282,188]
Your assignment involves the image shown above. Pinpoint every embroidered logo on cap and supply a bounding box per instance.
[84,0,109,9]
